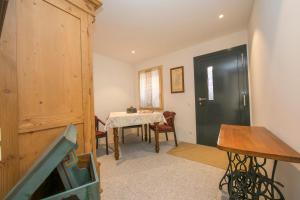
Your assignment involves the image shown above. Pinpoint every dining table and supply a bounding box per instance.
[217,124,300,200]
[105,111,166,160]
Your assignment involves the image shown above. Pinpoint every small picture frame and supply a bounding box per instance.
[170,66,184,93]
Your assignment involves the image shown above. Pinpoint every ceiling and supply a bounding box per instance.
[94,0,254,64]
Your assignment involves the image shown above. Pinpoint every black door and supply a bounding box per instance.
[194,45,250,146]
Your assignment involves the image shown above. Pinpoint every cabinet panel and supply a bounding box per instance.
[17,0,83,132]
[0,0,19,198]
[0,0,100,197]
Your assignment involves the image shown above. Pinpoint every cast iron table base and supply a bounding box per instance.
[219,152,285,200]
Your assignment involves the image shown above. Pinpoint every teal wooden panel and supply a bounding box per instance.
[4,125,78,200]
[42,153,100,200]
[4,125,100,200]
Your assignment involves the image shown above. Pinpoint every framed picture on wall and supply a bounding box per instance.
[170,66,184,93]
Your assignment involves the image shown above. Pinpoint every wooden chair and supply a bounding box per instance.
[121,125,144,144]
[95,116,109,155]
[149,111,178,147]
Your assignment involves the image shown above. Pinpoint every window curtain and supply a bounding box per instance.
[139,69,160,108]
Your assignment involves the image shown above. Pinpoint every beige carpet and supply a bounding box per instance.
[167,142,228,170]
[97,134,229,200]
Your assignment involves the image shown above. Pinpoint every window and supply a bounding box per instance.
[207,66,214,101]
[139,66,163,110]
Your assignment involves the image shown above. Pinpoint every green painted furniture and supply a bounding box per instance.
[5,125,100,200]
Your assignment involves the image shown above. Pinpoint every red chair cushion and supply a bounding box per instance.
[96,130,107,138]
[149,124,173,132]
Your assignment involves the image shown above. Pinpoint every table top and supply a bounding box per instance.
[109,111,161,117]
[105,111,165,129]
[217,124,300,163]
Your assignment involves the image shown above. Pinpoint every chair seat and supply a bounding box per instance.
[96,130,107,137]
[149,123,173,132]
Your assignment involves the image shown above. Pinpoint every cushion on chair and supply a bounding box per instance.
[96,130,107,137]
[149,124,173,132]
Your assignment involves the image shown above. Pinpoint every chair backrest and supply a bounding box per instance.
[95,116,100,131]
[163,111,176,128]
[95,116,105,131]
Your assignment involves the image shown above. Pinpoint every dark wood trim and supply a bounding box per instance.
[170,66,185,93]
[113,128,119,160]
[0,0,8,37]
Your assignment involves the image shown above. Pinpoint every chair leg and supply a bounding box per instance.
[137,128,139,136]
[165,132,168,141]
[174,131,178,146]
[105,135,109,155]
[122,128,125,144]
[155,131,160,153]
[96,137,98,149]
[141,126,144,142]
[149,129,151,143]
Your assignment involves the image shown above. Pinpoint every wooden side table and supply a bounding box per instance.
[217,124,300,200]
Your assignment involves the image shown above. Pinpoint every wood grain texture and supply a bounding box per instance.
[87,14,99,174]
[217,124,300,163]
[0,0,20,198]
[18,124,84,176]
[15,0,100,178]
[66,0,102,16]
[0,0,101,196]
[113,128,119,160]
[17,0,83,133]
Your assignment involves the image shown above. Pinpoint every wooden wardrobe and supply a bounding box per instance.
[0,0,102,198]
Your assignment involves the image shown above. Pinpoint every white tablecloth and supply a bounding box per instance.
[105,111,166,130]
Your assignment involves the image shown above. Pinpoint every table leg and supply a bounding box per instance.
[113,128,119,160]
[144,124,148,142]
[154,125,159,153]
[219,152,285,199]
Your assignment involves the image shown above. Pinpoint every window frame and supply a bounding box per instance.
[138,66,164,111]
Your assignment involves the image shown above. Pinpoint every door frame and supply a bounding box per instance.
[193,44,251,145]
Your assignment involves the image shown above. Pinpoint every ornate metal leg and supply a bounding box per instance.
[249,158,285,200]
[219,152,231,190]
[227,153,252,199]
[113,128,119,160]
[219,152,285,200]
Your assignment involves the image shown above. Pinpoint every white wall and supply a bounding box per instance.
[93,53,136,120]
[135,31,248,143]
[248,0,300,199]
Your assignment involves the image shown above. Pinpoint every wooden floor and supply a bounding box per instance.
[167,142,228,170]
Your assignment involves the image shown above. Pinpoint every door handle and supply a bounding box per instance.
[199,97,207,106]
[242,93,247,107]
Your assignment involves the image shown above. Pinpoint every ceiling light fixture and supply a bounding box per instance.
[131,50,136,54]
[219,14,224,19]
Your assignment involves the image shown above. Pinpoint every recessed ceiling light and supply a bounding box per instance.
[219,14,224,19]
[131,50,136,54]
